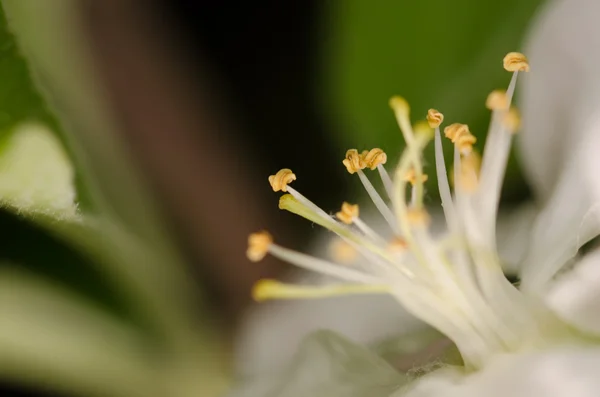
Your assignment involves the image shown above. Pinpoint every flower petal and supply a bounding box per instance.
[229,330,406,397]
[520,0,600,200]
[235,293,425,378]
[495,203,538,275]
[405,348,600,397]
[519,107,600,293]
[545,247,600,335]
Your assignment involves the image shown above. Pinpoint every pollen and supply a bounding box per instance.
[362,148,387,170]
[247,231,273,262]
[485,90,508,110]
[503,107,521,133]
[444,123,477,155]
[329,239,357,263]
[503,52,530,72]
[458,151,481,192]
[336,201,359,224]
[403,168,429,185]
[342,149,366,174]
[268,168,296,192]
[427,109,444,128]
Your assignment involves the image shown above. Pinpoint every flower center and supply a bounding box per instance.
[247,52,554,369]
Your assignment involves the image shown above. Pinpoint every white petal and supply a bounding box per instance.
[519,107,600,293]
[520,0,600,200]
[545,247,600,335]
[235,293,424,378]
[405,348,600,397]
[229,330,405,397]
[495,203,538,274]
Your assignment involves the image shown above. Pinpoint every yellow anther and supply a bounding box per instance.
[329,239,357,263]
[389,96,410,115]
[342,149,366,174]
[413,120,434,140]
[427,109,444,128]
[458,151,481,192]
[503,52,530,72]
[403,168,429,186]
[247,231,273,262]
[388,237,407,254]
[268,168,296,192]
[362,148,387,170]
[407,208,430,227]
[336,202,359,224]
[444,123,477,155]
[503,107,521,133]
[486,90,508,110]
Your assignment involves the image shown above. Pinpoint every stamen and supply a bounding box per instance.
[444,123,476,155]
[485,90,508,111]
[458,151,481,192]
[247,231,273,262]
[342,149,366,174]
[503,107,521,133]
[433,116,459,233]
[329,239,358,263]
[336,202,359,224]
[252,279,390,302]
[268,168,296,192]
[362,148,387,170]
[403,168,429,186]
[388,237,407,254]
[427,109,444,128]
[407,208,431,227]
[389,96,414,143]
[502,52,530,72]
[377,164,395,201]
[356,169,400,234]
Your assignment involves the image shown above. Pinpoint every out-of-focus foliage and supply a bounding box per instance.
[0,1,226,396]
[323,0,544,200]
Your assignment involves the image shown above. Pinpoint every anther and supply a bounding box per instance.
[362,148,387,170]
[503,107,521,133]
[329,239,357,263]
[427,109,444,128]
[342,149,366,174]
[247,231,273,262]
[336,202,359,224]
[268,168,296,192]
[388,237,407,253]
[503,52,530,72]
[403,168,429,185]
[486,90,508,110]
[407,208,431,227]
[444,123,477,155]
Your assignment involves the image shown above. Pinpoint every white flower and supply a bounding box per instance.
[233,0,600,394]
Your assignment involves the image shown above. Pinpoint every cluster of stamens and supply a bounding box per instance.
[246,52,545,370]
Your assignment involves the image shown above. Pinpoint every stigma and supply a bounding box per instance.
[246,52,557,370]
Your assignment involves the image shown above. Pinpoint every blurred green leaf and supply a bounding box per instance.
[323,0,544,200]
[0,1,227,395]
[0,266,159,397]
[0,123,78,219]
